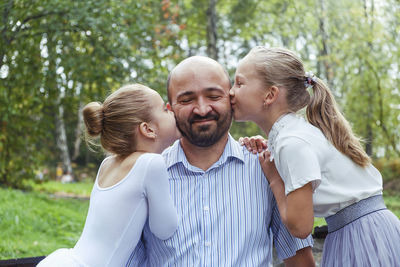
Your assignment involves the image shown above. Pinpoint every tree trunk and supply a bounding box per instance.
[0,0,13,71]
[206,0,218,60]
[365,120,373,156]
[46,33,73,175]
[55,101,73,174]
[363,0,375,156]
[72,101,83,161]
[317,0,334,88]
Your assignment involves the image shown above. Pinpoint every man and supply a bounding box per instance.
[127,56,314,266]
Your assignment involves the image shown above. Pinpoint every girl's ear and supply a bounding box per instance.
[138,122,157,139]
[264,85,280,106]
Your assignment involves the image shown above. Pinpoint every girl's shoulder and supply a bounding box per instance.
[95,153,163,189]
[138,153,164,164]
[123,153,166,175]
[141,153,167,169]
[277,117,325,144]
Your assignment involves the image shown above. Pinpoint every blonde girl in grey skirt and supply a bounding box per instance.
[230,46,400,266]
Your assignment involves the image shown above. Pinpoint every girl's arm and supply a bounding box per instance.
[144,155,178,240]
[259,151,314,239]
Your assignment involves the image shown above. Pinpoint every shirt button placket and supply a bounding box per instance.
[202,172,212,266]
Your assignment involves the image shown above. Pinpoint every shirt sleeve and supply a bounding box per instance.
[144,154,178,240]
[126,236,147,266]
[270,195,314,260]
[275,137,322,195]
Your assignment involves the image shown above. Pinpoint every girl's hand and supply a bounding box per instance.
[239,135,267,154]
[258,150,282,186]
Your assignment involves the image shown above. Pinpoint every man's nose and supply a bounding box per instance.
[193,99,212,116]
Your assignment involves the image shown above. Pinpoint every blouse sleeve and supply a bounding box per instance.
[275,137,322,195]
[144,154,178,240]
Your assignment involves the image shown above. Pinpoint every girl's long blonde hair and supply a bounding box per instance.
[82,84,153,158]
[248,46,370,167]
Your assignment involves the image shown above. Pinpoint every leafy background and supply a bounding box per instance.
[1,0,400,187]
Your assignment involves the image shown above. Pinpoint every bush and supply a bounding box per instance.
[373,158,400,182]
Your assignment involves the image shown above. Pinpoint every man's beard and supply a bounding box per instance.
[176,110,232,147]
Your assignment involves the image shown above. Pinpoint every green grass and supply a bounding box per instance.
[0,187,90,259]
[384,190,400,218]
[29,180,94,196]
[313,217,326,228]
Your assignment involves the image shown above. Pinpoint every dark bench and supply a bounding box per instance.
[313,225,328,239]
[0,256,45,267]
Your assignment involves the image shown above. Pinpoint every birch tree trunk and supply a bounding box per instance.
[363,0,375,156]
[55,99,73,174]
[46,34,73,175]
[317,0,334,88]
[206,0,218,60]
[72,102,83,161]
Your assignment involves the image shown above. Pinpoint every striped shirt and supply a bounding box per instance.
[127,135,313,267]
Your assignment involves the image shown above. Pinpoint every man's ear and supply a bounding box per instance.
[166,102,172,111]
[138,122,157,139]
[264,85,280,106]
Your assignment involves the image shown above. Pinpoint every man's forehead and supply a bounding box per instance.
[171,66,229,89]
[171,74,229,98]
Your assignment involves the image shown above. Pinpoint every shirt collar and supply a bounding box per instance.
[163,134,244,172]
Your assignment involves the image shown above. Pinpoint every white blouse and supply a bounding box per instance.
[267,113,383,217]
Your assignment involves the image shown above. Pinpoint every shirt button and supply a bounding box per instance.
[203,206,209,211]
[205,241,211,247]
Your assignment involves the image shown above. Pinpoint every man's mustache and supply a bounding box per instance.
[189,113,219,124]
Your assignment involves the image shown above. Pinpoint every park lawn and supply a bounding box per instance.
[29,180,94,197]
[0,186,90,259]
[384,190,400,218]
[0,181,399,260]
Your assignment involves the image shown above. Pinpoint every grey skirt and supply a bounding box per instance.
[321,195,400,267]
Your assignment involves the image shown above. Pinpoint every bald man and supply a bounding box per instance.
[126,56,314,267]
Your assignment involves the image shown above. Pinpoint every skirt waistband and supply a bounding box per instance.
[325,195,386,233]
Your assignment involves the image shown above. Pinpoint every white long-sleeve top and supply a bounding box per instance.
[38,153,178,267]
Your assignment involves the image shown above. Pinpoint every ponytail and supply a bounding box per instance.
[306,79,370,167]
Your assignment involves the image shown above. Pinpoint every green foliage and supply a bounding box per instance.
[0,0,181,188]
[374,158,400,182]
[1,0,400,188]
[383,191,400,218]
[230,121,264,140]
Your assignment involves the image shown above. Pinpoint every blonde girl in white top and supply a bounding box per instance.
[230,46,400,267]
[38,84,180,267]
